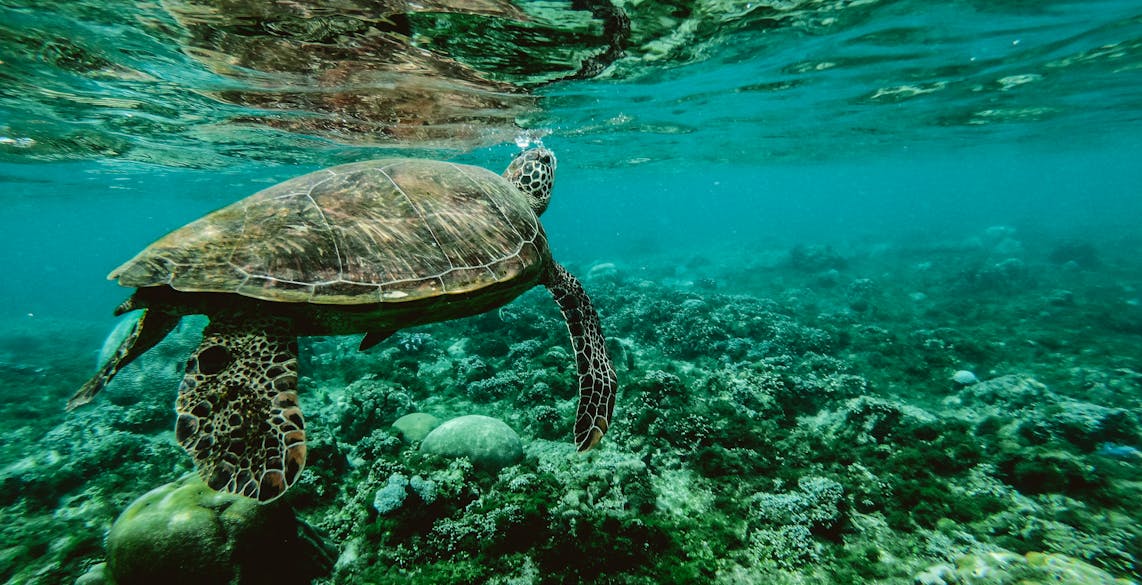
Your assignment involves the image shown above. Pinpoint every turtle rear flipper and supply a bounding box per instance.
[544,263,617,451]
[68,305,178,410]
[175,318,306,503]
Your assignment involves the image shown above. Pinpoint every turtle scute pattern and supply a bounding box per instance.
[110,160,545,306]
[175,316,305,503]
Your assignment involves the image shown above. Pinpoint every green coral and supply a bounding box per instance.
[105,475,329,585]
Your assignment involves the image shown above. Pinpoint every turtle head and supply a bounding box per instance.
[504,147,556,216]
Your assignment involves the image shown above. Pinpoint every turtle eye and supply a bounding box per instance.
[539,151,556,170]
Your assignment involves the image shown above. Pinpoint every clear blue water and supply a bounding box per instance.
[3,0,1140,323]
[2,1,1142,583]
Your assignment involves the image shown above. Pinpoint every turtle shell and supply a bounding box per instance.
[111,159,549,305]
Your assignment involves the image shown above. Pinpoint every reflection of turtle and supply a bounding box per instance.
[162,0,535,149]
[70,147,617,502]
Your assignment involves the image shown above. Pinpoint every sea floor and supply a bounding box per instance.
[1,225,1140,584]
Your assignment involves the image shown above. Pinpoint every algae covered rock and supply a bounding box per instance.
[392,412,441,443]
[958,374,1047,408]
[105,474,329,585]
[915,550,1133,585]
[73,562,111,585]
[420,415,523,470]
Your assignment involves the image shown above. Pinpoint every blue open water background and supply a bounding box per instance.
[2,0,1139,324]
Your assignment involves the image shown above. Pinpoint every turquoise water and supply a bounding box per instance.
[2,1,1141,584]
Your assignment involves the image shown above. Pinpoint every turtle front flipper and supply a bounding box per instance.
[68,306,178,410]
[175,317,305,503]
[543,262,617,451]
[359,329,395,351]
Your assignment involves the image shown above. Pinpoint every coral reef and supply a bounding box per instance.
[1,227,1140,584]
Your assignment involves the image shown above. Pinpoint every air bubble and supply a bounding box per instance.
[513,129,549,150]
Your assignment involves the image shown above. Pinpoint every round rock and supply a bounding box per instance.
[392,412,441,443]
[952,370,979,385]
[419,415,524,470]
[106,475,326,585]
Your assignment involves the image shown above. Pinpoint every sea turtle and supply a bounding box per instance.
[69,147,617,503]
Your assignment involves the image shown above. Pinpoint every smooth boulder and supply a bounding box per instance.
[419,415,523,470]
[392,412,441,443]
[106,475,328,585]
